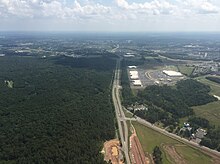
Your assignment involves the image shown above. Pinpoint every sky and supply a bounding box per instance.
[0,0,220,31]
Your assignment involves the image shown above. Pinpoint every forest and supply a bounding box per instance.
[120,60,137,106]
[137,79,216,125]
[0,56,116,163]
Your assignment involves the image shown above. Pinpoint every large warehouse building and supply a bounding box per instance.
[162,70,183,77]
[129,70,139,80]
[132,80,142,87]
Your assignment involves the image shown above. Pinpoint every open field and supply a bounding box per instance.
[123,108,133,118]
[193,100,220,126]
[193,76,220,126]
[164,65,179,72]
[178,65,194,76]
[196,76,220,96]
[133,122,213,164]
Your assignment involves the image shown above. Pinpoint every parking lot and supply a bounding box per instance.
[129,67,186,88]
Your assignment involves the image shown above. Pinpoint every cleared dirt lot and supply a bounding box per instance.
[103,139,123,164]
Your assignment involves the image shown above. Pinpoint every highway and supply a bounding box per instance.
[112,59,131,164]
[112,57,220,163]
[124,108,220,160]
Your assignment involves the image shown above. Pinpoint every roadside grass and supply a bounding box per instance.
[127,121,131,153]
[123,108,133,118]
[132,122,213,164]
[193,76,220,126]
[178,65,194,76]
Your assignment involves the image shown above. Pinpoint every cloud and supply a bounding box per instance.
[0,0,219,31]
[0,0,218,20]
[0,0,111,19]
[115,0,219,16]
[115,0,176,15]
[0,0,34,17]
[181,0,219,14]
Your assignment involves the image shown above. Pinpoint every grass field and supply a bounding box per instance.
[193,101,220,126]
[164,65,179,72]
[133,122,213,164]
[196,76,220,96]
[175,145,212,164]
[193,76,220,126]
[178,65,194,76]
[123,108,133,118]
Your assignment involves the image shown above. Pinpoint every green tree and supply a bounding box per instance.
[153,146,162,164]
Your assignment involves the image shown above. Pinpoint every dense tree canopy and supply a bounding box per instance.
[176,79,216,106]
[0,56,116,163]
[138,79,216,119]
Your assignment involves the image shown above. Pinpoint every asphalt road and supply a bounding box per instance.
[113,57,220,163]
[112,59,131,164]
[124,109,220,159]
[135,117,220,159]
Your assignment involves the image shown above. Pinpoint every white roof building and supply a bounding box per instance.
[129,70,139,79]
[163,70,183,77]
[128,66,137,69]
[132,80,142,86]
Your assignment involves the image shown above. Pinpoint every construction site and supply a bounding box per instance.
[103,139,124,164]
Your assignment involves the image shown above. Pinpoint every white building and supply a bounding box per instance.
[163,70,183,77]
[132,80,142,86]
[128,66,137,69]
[129,70,139,80]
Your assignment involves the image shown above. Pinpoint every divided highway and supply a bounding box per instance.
[112,59,131,164]
[112,58,220,164]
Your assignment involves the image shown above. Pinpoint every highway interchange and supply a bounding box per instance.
[112,58,220,164]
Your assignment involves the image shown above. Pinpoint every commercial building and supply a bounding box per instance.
[132,80,142,87]
[129,70,139,80]
[162,70,183,77]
